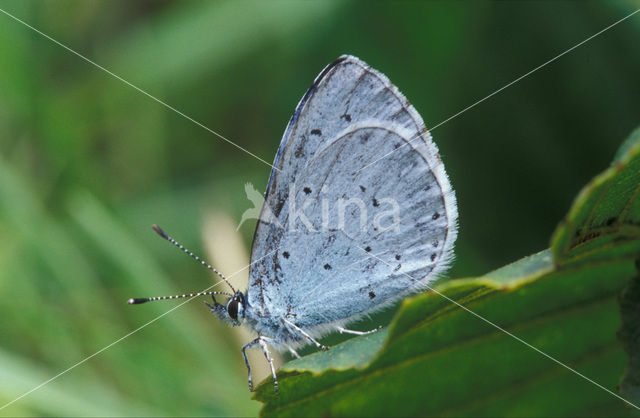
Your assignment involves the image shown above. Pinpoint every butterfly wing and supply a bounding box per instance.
[247,55,457,331]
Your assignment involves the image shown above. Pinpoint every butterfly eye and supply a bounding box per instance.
[227,300,239,320]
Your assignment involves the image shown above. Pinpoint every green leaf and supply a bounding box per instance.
[254,126,640,416]
[551,126,640,266]
[618,261,640,406]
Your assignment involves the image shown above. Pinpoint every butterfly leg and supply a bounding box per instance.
[258,337,279,396]
[241,339,259,391]
[287,345,301,359]
[337,325,382,335]
[283,318,329,351]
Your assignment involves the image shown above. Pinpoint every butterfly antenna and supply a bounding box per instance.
[128,291,233,305]
[151,224,237,293]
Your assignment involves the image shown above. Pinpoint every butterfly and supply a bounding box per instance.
[129,55,458,395]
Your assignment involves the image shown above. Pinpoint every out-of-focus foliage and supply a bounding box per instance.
[0,1,639,416]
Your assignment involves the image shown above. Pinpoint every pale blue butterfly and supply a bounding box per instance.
[129,55,458,395]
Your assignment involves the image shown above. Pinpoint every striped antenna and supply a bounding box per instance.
[151,224,237,293]
[127,291,233,305]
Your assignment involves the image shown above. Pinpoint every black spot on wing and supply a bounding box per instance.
[303,187,312,194]
[294,141,305,158]
[310,129,322,136]
[359,185,366,192]
[282,251,290,259]
[324,263,332,270]
[274,195,286,217]
[368,291,376,299]
[270,253,284,285]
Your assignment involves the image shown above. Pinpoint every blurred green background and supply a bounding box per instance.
[0,0,639,416]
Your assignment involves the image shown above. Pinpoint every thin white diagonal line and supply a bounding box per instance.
[360,8,640,172]
[0,294,200,412]
[0,246,279,411]
[0,7,278,171]
[359,247,640,411]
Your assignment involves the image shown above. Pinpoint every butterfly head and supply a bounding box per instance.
[208,291,246,327]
